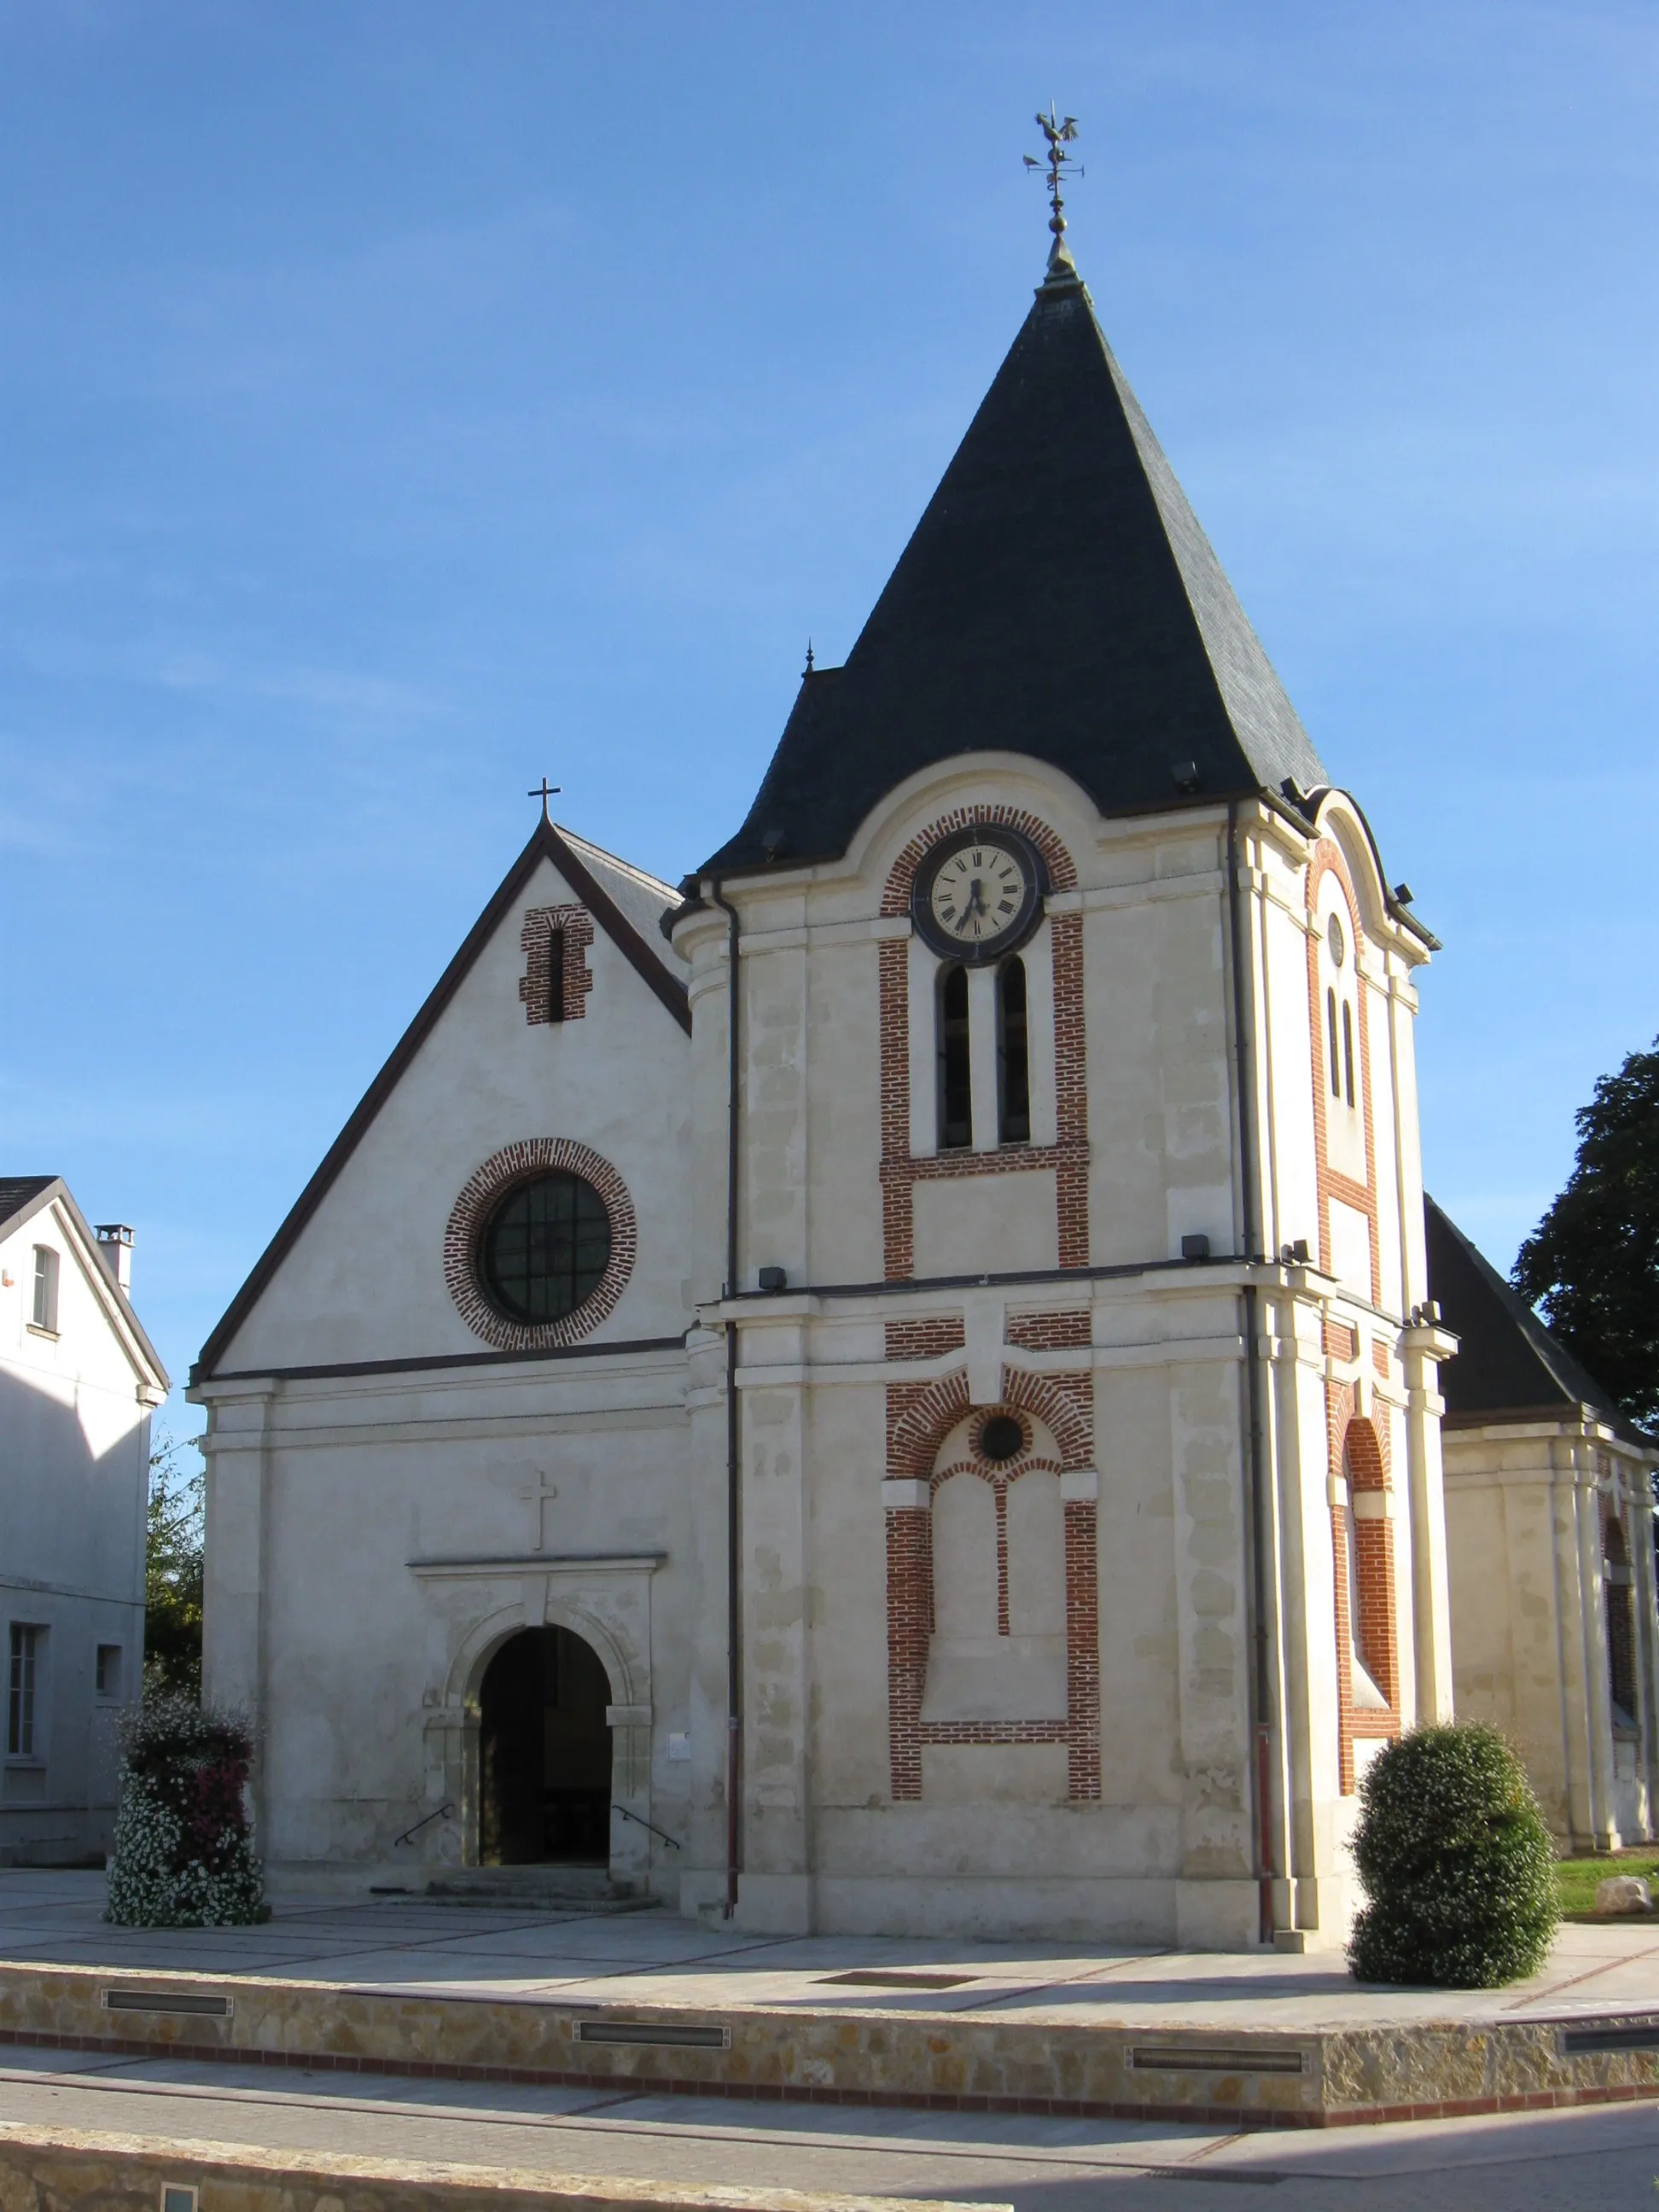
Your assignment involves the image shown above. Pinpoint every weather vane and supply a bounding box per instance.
[528,777,561,823]
[1023,105,1080,253]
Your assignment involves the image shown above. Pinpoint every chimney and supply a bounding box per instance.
[95,1224,133,1294]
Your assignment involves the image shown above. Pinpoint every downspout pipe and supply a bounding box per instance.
[707,881,743,1918]
[1227,800,1279,1945]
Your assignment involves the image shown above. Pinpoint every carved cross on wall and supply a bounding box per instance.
[519,1468,560,1552]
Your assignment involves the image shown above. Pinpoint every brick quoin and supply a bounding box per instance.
[877,814,1088,1281]
[520,905,595,1025]
[443,1138,636,1353]
[885,1359,1100,1802]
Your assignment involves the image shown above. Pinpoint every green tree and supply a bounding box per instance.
[145,1432,204,1697]
[1513,1036,1659,1439]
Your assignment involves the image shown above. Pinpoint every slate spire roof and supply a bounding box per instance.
[703,252,1329,876]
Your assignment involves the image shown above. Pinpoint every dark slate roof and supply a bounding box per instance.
[1423,1194,1636,1436]
[703,256,1328,876]
[0,1175,55,1233]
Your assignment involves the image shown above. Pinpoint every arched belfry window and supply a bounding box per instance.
[1320,896,1365,1179]
[997,957,1030,1145]
[937,963,972,1150]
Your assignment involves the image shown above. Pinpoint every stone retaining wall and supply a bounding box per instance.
[0,2121,991,2212]
[0,1963,1656,2129]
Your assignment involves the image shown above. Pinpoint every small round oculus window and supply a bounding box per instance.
[1325,911,1347,968]
[978,1414,1027,1464]
[480,1172,611,1325]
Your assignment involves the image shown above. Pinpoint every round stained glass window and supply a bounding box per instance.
[480,1173,611,1324]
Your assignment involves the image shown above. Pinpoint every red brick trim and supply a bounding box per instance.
[443,1139,637,1353]
[1330,1400,1401,1793]
[999,1365,1094,1472]
[888,1371,975,1481]
[885,1317,968,1361]
[882,809,1079,916]
[520,905,595,1024]
[878,939,916,1278]
[885,1503,930,1802]
[877,818,1088,1281]
[1306,841,1380,1306]
[1005,1309,1091,1351]
[885,1357,1099,1802]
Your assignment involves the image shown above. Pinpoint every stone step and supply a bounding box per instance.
[424,1866,653,1914]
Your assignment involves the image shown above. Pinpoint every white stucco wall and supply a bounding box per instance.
[0,1192,162,1863]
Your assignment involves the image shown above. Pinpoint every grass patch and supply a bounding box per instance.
[1557,1852,1659,1920]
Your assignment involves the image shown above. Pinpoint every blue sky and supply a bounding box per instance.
[3,2,1654,1435]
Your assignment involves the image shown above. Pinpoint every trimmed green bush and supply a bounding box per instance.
[106,1696,268,1928]
[1349,1722,1557,1988]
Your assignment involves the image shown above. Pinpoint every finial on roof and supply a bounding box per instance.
[804,638,815,675]
[1023,104,1081,286]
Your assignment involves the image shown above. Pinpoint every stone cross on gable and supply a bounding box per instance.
[519,1468,559,1552]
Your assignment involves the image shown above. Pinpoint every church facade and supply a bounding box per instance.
[196,235,1584,1948]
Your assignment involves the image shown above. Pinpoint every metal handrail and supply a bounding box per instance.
[393,1801,454,1848]
[613,1803,681,1851]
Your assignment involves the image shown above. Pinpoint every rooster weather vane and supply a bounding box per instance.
[1023,105,1081,262]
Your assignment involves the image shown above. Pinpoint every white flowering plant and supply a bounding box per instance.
[105,1695,269,1927]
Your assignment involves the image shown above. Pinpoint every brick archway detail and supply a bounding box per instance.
[443,1138,637,1353]
[1332,1406,1400,1792]
[885,1360,1099,1805]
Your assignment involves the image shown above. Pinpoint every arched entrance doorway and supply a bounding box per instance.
[479,1626,612,1866]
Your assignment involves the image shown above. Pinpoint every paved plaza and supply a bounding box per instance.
[0,1869,1655,2035]
[1,1871,1657,2208]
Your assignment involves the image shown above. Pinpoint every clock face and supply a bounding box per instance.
[912,828,1045,963]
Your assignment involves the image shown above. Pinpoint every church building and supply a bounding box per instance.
[195,218,1569,1949]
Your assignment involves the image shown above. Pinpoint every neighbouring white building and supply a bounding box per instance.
[191,227,1654,1946]
[2,1178,168,1865]
[1427,1199,1659,1853]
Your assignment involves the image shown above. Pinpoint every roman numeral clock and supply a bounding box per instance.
[911,825,1047,963]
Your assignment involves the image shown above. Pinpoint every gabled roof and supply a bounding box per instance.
[0,1173,170,1394]
[703,253,1328,876]
[194,818,689,1383]
[1424,1194,1641,1441]
[0,1176,55,1232]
